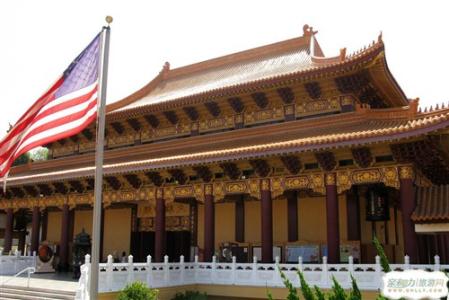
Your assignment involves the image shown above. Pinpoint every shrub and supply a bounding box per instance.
[171,290,207,300]
[118,281,158,300]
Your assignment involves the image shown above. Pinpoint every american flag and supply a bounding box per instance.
[0,33,101,178]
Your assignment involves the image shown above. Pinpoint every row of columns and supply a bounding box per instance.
[1,166,419,264]
[2,205,72,270]
[149,172,419,263]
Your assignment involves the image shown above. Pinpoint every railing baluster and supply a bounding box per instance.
[164,255,169,285]
[127,255,134,284]
[375,255,381,288]
[180,255,185,285]
[434,255,440,271]
[321,256,328,288]
[404,255,410,270]
[231,256,236,285]
[252,256,257,285]
[106,255,113,291]
[211,256,216,284]
[146,255,152,287]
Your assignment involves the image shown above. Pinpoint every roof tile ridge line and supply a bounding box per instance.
[106,64,167,113]
[165,35,310,79]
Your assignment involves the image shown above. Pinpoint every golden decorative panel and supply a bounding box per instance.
[199,116,234,132]
[193,184,204,203]
[244,107,284,125]
[248,178,261,199]
[226,181,247,194]
[174,186,194,198]
[270,177,284,198]
[284,176,309,190]
[310,174,325,194]
[325,173,336,185]
[108,133,135,148]
[399,166,414,180]
[337,170,352,194]
[212,182,225,201]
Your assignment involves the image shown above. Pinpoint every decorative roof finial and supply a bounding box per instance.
[378,31,383,43]
[163,61,170,72]
[302,24,318,37]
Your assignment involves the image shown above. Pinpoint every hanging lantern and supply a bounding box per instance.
[366,187,389,221]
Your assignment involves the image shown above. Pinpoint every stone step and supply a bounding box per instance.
[0,286,75,300]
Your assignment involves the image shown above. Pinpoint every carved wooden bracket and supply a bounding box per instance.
[219,162,241,180]
[145,171,164,187]
[227,97,245,113]
[144,114,160,128]
[127,118,141,132]
[249,159,271,177]
[183,106,199,121]
[315,151,337,171]
[168,169,188,185]
[352,147,373,168]
[304,82,321,99]
[280,155,302,175]
[123,174,142,189]
[193,166,213,183]
[204,101,221,117]
[251,92,269,109]
[105,176,122,191]
[277,87,295,104]
[163,111,179,125]
[68,180,85,193]
[111,122,125,134]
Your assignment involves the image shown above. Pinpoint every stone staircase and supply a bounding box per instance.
[0,285,75,300]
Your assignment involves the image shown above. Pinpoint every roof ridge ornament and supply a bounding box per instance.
[378,31,383,43]
[302,24,317,37]
[159,61,170,79]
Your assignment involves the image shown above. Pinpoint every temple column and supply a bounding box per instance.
[287,191,298,242]
[3,208,14,254]
[346,186,361,241]
[155,188,166,262]
[59,204,70,270]
[235,195,245,242]
[325,173,340,263]
[399,166,418,263]
[204,184,215,262]
[30,206,41,253]
[41,209,48,242]
[261,179,273,263]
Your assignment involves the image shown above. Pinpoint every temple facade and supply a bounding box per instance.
[1,25,449,270]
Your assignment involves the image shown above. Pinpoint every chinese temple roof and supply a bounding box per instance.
[413,185,449,223]
[107,25,407,118]
[5,103,449,186]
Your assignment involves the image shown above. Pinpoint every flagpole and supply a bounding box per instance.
[89,16,112,299]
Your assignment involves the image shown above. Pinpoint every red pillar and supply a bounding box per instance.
[204,184,215,262]
[3,208,13,254]
[399,166,418,263]
[30,206,41,253]
[155,188,166,262]
[235,195,245,243]
[346,186,361,241]
[325,173,340,263]
[59,204,70,270]
[287,191,298,242]
[41,209,48,242]
[261,179,273,263]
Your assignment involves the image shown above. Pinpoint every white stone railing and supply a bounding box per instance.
[0,251,37,275]
[75,254,446,300]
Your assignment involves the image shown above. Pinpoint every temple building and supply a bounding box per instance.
[1,25,449,270]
